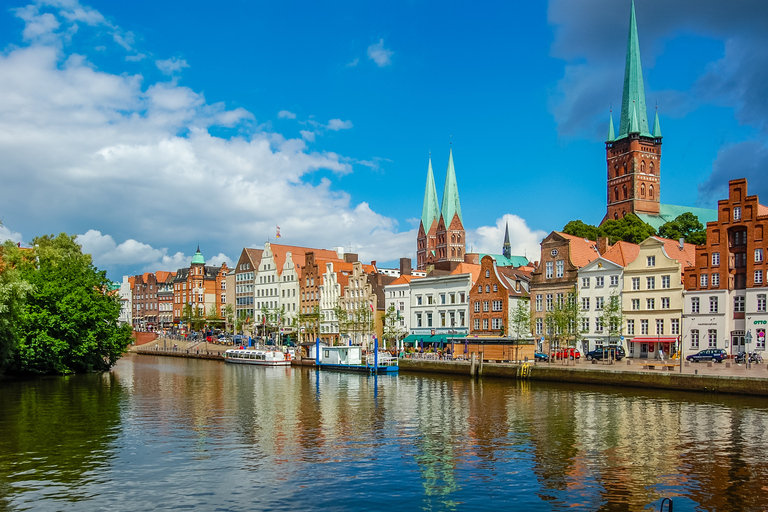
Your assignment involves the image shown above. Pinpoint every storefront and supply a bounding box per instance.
[627,336,678,359]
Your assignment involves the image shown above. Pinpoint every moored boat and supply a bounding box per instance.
[316,345,398,373]
[223,349,291,366]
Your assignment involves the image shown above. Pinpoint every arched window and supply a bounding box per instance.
[485,270,490,278]
[649,162,655,175]
[649,185,654,199]
[623,184,628,199]
[614,164,619,177]
[614,187,619,201]
[623,162,627,175]
[641,183,646,197]
[641,161,646,173]
[614,212,619,220]
[622,210,627,218]
[452,234,455,243]
[493,284,498,292]
[485,285,490,293]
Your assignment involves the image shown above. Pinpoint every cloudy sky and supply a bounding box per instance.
[1,0,766,280]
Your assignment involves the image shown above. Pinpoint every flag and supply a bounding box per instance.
[276,225,281,238]
[369,303,374,312]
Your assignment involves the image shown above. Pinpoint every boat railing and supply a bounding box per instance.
[366,352,398,367]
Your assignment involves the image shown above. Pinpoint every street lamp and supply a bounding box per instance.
[745,330,753,369]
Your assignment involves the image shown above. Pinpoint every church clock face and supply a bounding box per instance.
[550,249,558,257]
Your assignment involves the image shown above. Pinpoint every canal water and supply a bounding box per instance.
[1,354,768,511]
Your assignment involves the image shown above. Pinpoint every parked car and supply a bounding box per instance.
[551,348,580,360]
[534,352,549,362]
[686,348,727,363]
[586,346,626,361]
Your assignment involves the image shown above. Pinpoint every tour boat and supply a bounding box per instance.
[316,345,398,373]
[223,349,291,366]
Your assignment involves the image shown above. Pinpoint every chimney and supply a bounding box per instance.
[400,257,412,276]
[679,238,685,251]
[597,237,611,255]
[335,246,345,259]
[344,253,358,263]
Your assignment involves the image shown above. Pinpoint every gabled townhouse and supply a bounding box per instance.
[318,261,351,345]
[119,275,133,325]
[623,237,694,359]
[530,232,600,349]
[172,246,229,330]
[337,261,395,348]
[233,248,263,329]
[468,255,531,338]
[132,272,158,330]
[577,241,639,353]
[155,271,176,330]
[683,178,768,357]
[384,273,423,345]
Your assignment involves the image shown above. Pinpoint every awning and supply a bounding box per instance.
[402,334,466,344]
[628,336,678,343]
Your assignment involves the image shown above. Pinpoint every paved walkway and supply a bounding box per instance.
[534,357,768,378]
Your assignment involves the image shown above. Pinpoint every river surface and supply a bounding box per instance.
[2,354,768,511]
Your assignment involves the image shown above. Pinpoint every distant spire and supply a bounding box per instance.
[618,0,651,138]
[441,148,463,225]
[502,220,511,259]
[607,110,615,142]
[629,102,640,134]
[420,156,440,230]
[652,106,662,138]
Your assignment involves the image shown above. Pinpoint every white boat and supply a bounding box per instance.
[223,349,291,366]
[316,345,398,373]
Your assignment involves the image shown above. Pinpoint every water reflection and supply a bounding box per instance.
[1,354,768,511]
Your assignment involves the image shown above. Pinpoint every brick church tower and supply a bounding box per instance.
[417,149,466,270]
[603,0,663,224]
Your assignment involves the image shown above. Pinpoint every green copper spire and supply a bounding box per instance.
[420,157,440,230]
[618,0,651,138]
[191,245,205,265]
[607,112,615,142]
[441,148,463,225]
[652,108,662,138]
[629,103,640,134]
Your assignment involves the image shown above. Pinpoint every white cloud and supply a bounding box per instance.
[326,118,353,131]
[0,224,23,244]
[156,57,189,75]
[346,58,359,68]
[467,214,546,263]
[367,39,393,67]
[300,130,315,142]
[0,2,413,279]
[278,110,296,119]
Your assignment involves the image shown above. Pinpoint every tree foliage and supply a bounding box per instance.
[381,303,407,350]
[563,214,657,245]
[658,212,706,245]
[1,234,132,376]
[545,287,583,364]
[510,299,531,340]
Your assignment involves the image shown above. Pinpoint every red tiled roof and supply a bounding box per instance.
[656,236,696,268]
[602,241,640,267]
[556,232,600,268]
[389,274,423,286]
[451,262,481,286]
[759,204,768,217]
[270,244,341,274]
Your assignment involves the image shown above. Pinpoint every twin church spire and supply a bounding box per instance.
[417,148,466,270]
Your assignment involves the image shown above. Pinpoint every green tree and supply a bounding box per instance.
[382,303,406,350]
[562,220,599,241]
[599,291,624,351]
[8,234,132,375]
[545,287,583,365]
[0,241,34,374]
[658,212,706,245]
[333,304,350,346]
[222,303,235,332]
[510,299,531,340]
[597,213,657,244]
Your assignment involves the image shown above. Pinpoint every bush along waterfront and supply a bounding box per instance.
[0,235,132,376]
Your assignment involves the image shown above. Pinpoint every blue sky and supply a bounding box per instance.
[1,0,767,280]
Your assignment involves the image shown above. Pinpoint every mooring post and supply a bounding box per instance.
[470,352,476,377]
[478,352,484,377]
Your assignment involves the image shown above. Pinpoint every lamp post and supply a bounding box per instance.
[745,330,753,369]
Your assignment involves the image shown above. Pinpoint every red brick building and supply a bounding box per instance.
[469,255,531,337]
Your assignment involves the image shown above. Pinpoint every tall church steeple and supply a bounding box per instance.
[435,148,466,264]
[502,221,511,259]
[417,156,440,270]
[441,148,463,226]
[603,0,662,224]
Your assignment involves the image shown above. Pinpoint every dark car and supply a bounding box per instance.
[686,348,727,363]
[534,352,549,362]
[586,346,626,361]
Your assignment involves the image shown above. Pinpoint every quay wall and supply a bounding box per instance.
[133,349,223,361]
[399,359,768,397]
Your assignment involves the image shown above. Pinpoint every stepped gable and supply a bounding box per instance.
[270,244,340,274]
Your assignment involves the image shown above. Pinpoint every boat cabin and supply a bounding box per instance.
[320,346,362,366]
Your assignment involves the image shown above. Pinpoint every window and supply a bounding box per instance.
[492,300,503,312]
[647,256,656,267]
[627,319,635,335]
[483,301,489,312]
[483,319,489,330]
[535,318,543,335]
[440,294,446,304]
[596,276,604,287]
[691,297,700,314]
[632,278,640,290]
[758,294,767,312]
[641,319,649,335]
[440,312,446,327]
[656,319,664,335]
[428,295,433,305]
[734,296,745,313]
[582,298,590,310]
[610,275,619,286]
[460,292,465,303]
[647,277,655,290]
[755,270,764,285]
[485,270,490,278]
[485,285,490,293]
[712,273,720,287]
[700,274,708,287]
[671,319,680,335]
[709,296,718,313]
[632,299,640,310]
[708,329,717,348]
[473,318,480,330]
[546,294,553,311]
[545,261,553,279]
[758,330,766,350]
[661,297,670,309]
[581,317,589,332]
[478,285,482,293]
[582,277,590,288]
[661,275,670,289]
[492,318,502,330]
[556,260,564,278]
[493,284,498,292]
[733,206,741,221]
[474,301,480,313]
[595,318,604,332]
[426,313,432,327]
[417,295,422,305]
[691,330,700,349]
[536,295,542,312]
[459,311,465,326]
[416,313,422,327]
[712,252,720,266]
[756,249,764,263]
[595,297,604,310]
[647,298,655,310]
